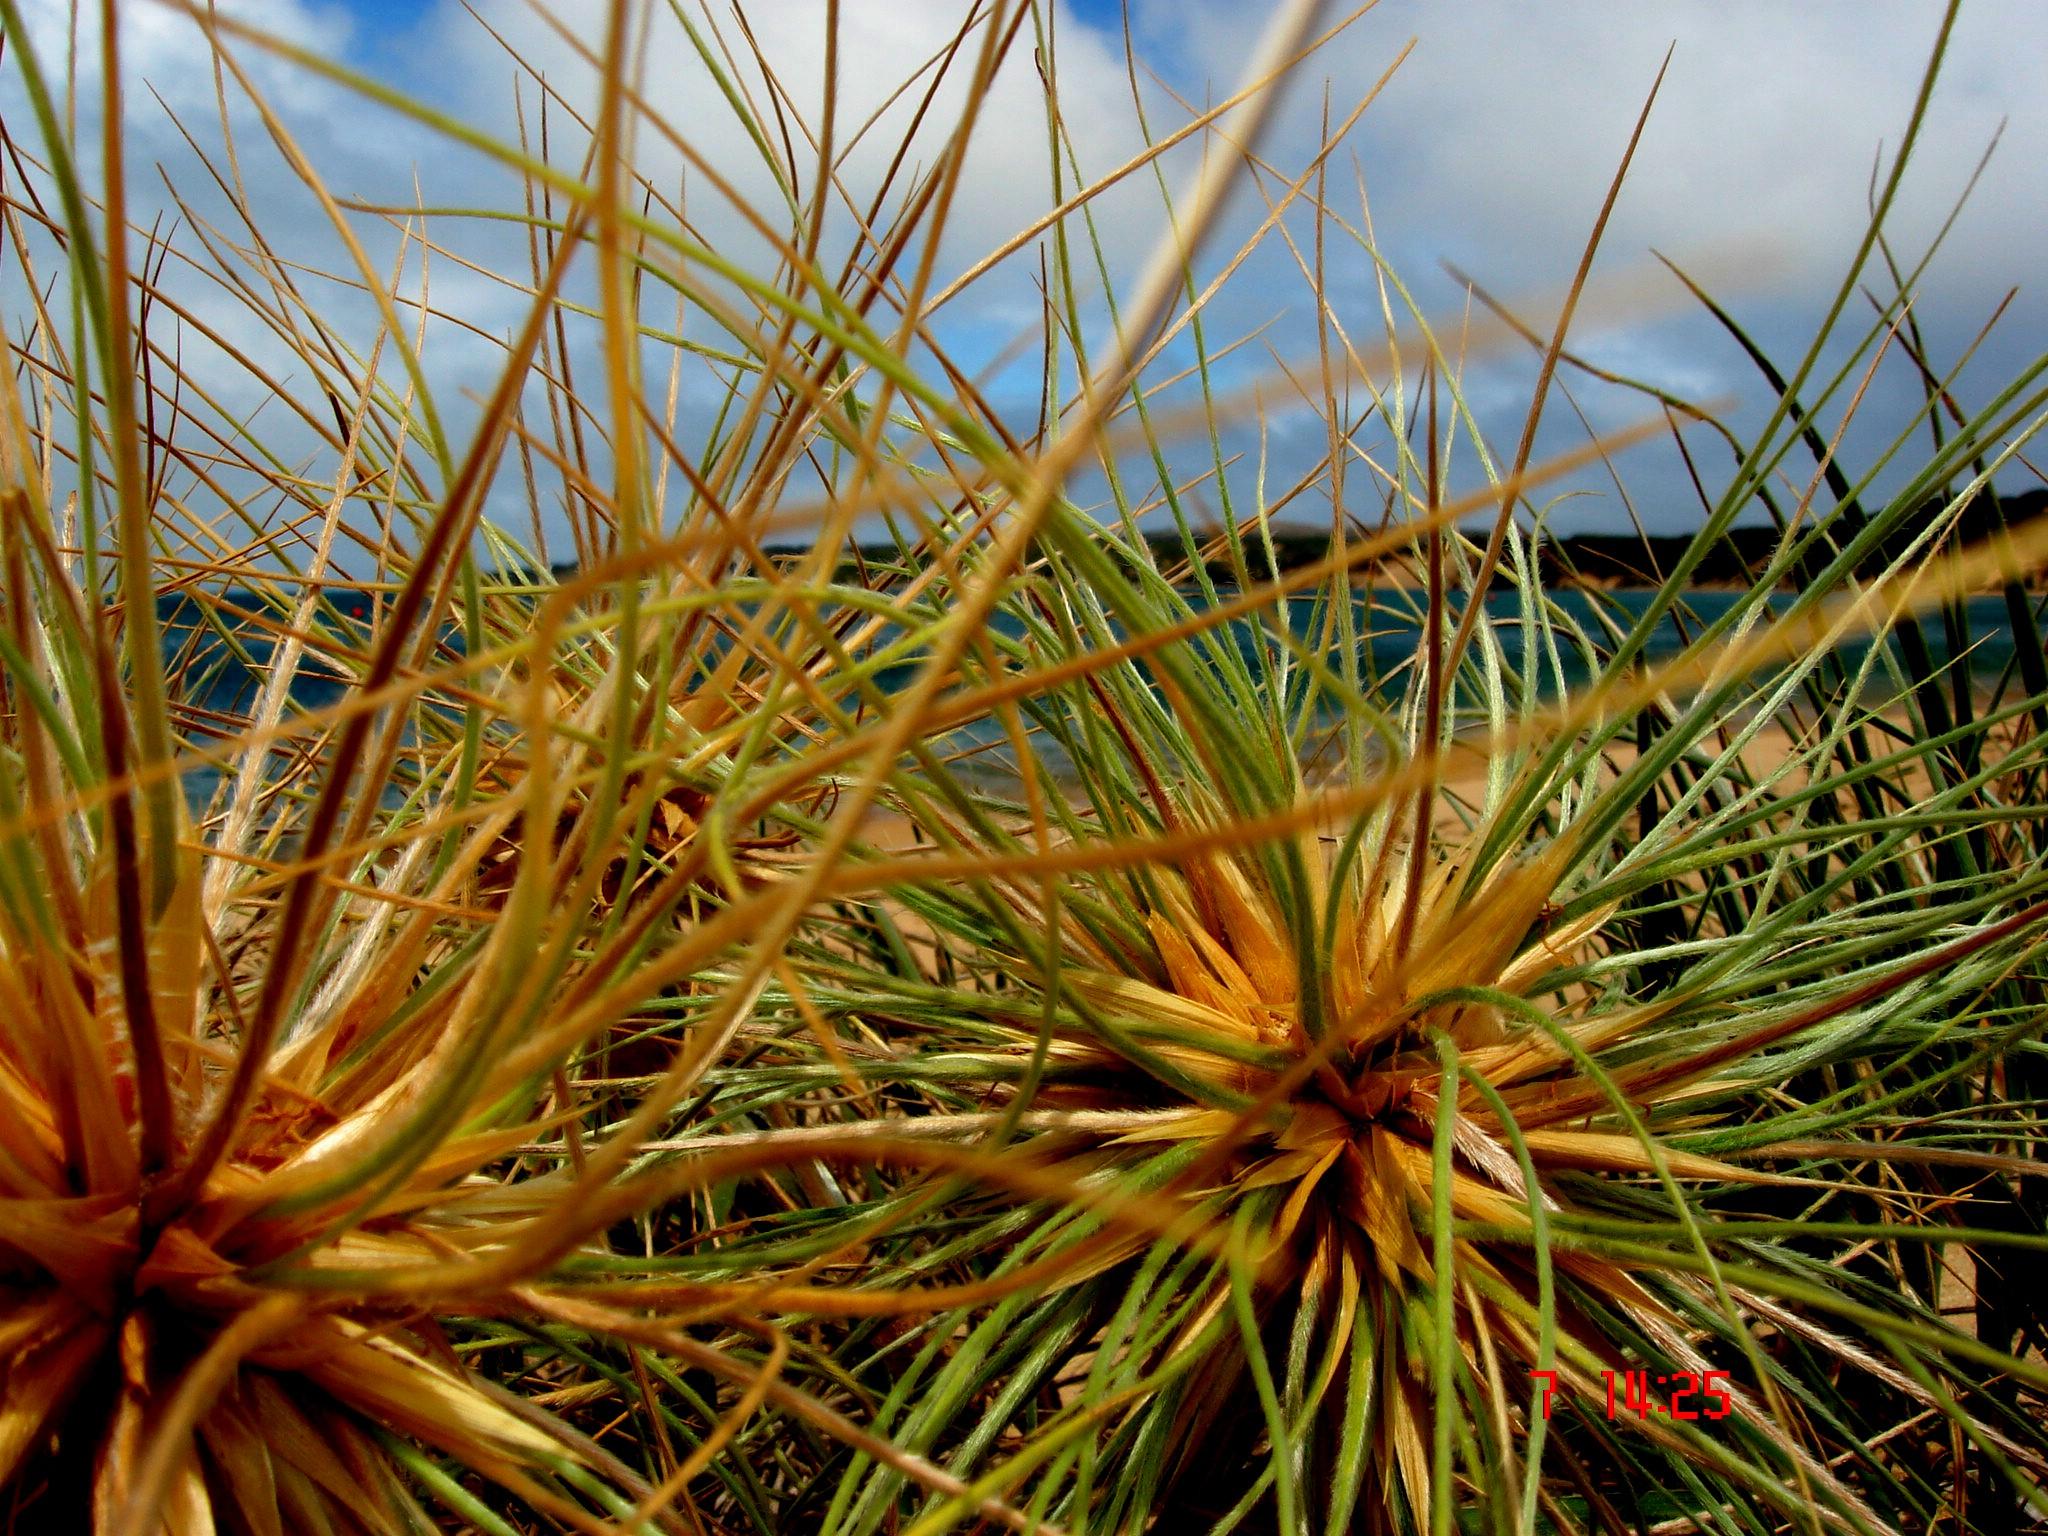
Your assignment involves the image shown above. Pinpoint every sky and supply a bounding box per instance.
[5,0,2044,554]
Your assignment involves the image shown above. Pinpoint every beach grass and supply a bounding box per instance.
[0,1,2044,1531]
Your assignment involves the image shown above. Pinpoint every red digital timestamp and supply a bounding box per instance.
[1529,1369,1734,1421]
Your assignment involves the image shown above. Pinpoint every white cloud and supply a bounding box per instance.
[1089,0,2048,529]
[4,0,2040,550]
[432,9,1133,269]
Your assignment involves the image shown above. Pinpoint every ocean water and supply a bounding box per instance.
[159,586,2036,807]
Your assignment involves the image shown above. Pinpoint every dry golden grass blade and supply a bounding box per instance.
[1511,1131,1791,1185]
[108,1294,307,1536]
[0,1301,110,1485]
[0,1196,136,1294]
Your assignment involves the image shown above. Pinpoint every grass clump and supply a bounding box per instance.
[2,1,2046,1532]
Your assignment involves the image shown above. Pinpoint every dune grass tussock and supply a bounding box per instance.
[1,0,2046,1532]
